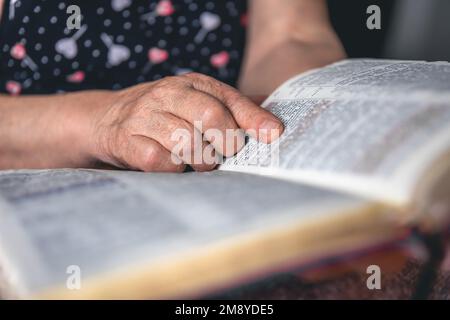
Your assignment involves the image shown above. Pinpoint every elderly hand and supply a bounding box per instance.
[89,73,284,172]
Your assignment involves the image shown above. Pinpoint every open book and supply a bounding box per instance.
[1,59,449,299]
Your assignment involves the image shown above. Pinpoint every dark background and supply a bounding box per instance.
[328,0,396,58]
[327,0,450,61]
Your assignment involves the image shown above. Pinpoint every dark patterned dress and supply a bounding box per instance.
[0,0,248,95]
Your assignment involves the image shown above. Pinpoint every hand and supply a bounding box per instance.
[88,73,284,172]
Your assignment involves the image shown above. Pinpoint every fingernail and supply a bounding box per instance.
[259,119,284,143]
[261,118,283,130]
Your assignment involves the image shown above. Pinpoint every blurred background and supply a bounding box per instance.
[328,0,450,61]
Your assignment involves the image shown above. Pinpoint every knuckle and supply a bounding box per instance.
[184,72,216,87]
[147,77,186,108]
[141,145,162,169]
[201,104,226,125]
[150,82,170,99]
[161,75,184,87]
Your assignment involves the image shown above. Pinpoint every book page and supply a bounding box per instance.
[221,60,450,204]
[0,169,369,297]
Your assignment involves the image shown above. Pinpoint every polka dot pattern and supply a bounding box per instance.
[0,0,248,95]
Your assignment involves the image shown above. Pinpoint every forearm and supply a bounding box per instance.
[239,38,345,96]
[0,91,114,169]
[239,0,346,95]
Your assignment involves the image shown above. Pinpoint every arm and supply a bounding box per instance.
[0,74,283,171]
[239,0,346,96]
[0,91,113,169]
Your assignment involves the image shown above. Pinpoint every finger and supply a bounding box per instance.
[170,88,246,157]
[120,135,186,172]
[143,111,220,172]
[183,73,284,143]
